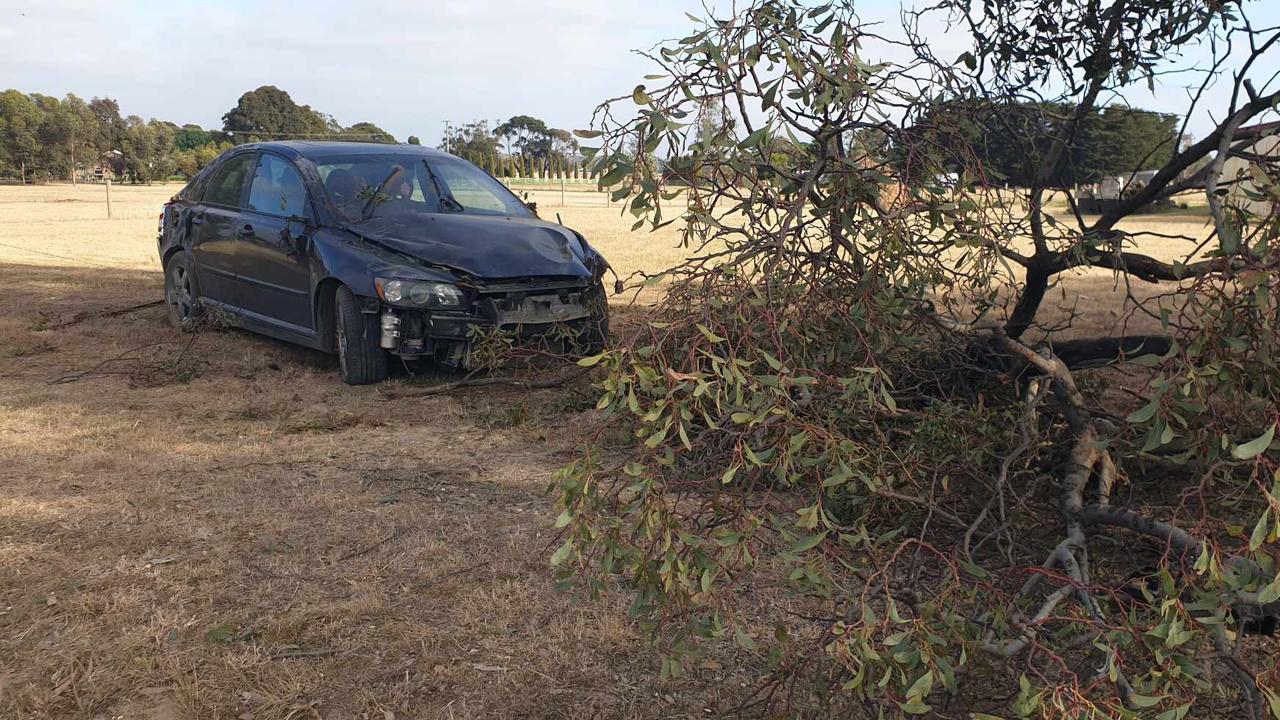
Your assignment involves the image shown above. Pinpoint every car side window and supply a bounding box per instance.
[203,153,256,208]
[247,154,311,218]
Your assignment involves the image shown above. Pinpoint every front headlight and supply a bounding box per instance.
[375,278,463,308]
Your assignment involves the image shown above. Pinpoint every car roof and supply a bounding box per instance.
[234,140,455,161]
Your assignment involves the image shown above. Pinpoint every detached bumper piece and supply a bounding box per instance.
[378,280,595,365]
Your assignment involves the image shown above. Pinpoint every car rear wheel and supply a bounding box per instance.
[335,285,388,385]
[164,253,203,332]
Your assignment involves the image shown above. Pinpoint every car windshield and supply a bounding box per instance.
[314,152,533,222]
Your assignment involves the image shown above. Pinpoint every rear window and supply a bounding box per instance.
[203,153,256,207]
[179,164,214,202]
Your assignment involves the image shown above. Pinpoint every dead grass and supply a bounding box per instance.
[0,183,754,720]
[0,182,1219,718]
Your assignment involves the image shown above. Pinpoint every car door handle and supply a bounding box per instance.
[190,213,204,226]
[237,224,255,237]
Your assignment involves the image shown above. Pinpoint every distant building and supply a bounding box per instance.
[1078,173,1159,213]
[1220,120,1280,218]
[1124,169,1160,187]
[88,150,123,182]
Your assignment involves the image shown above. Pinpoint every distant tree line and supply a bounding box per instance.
[443,115,591,179]
[0,85,401,184]
[0,89,190,184]
[898,99,1182,187]
[12,85,1143,187]
[655,100,1183,191]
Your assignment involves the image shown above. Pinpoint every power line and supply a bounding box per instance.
[224,131,394,140]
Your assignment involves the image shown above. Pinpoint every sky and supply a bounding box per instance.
[1,0,1276,144]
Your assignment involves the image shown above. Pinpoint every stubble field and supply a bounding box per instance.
[0,182,1215,718]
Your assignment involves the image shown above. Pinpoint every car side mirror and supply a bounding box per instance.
[286,214,315,233]
[525,201,539,216]
[282,215,314,256]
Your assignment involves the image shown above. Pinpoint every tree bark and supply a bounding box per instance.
[1005,263,1050,339]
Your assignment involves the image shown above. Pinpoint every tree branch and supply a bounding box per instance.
[1049,335,1172,369]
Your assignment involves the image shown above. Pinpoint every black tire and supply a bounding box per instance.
[577,281,610,355]
[164,253,203,332]
[335,285,388,385]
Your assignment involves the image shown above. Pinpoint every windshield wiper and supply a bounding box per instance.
[360,166,405,221]
[421,160,464,213]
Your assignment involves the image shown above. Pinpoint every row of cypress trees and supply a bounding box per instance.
[475,154,596,180]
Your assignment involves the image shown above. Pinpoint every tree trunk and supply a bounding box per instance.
[20,160,26,185]
[1005,264,1049,339]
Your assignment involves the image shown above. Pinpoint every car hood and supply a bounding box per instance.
[345,212,594,280]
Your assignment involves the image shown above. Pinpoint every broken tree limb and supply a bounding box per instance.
[1049,335,1173,370]
[333,527,405,562]
[381,366,592,400]
[43,300,165,330]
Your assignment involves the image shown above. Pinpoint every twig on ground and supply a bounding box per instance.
[381,366,592,399]
[46,341,174,385]
[43,300,164,330]
[270,646,336,659]
[334,527,405,562]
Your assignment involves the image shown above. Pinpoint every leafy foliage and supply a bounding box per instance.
[221,85,331,143]
[343,121,397,144]
[555,1,1280,717]
[902,100,1181,188]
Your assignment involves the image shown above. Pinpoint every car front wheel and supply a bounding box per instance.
[335,285,388,385]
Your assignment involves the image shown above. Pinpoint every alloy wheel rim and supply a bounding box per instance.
[169,265,192,321]
[337,310,348,373]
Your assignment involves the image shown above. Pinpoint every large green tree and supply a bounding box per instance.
[1084,105,1181,181]
[44,94,99,182]
[494,114,548,155]
[221,86,329,143]
[0,89,43,183]
[121,116,176,183]
[174,124,221,151]
[343,121,396,143]
[494,115,579,173]
[902,100,1180,187]
[88,96,126,155]
[443,119,501,165]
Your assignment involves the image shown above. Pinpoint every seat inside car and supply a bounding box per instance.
[324,168,361,204]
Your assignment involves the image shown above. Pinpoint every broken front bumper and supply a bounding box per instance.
[376,281,596,363]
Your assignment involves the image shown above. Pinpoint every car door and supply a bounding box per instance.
[191,152,256,308]
[236,152,315,332]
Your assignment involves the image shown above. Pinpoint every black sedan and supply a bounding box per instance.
[158,141,611,384]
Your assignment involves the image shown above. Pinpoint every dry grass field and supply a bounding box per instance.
[0,182,1216,719]
[0,183,727,720]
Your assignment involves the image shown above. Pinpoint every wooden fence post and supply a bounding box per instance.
[105,178,113,219]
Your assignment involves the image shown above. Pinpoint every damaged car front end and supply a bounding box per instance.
[338,191,613,370]
[157,141,611,384]
[370,274,609,367]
